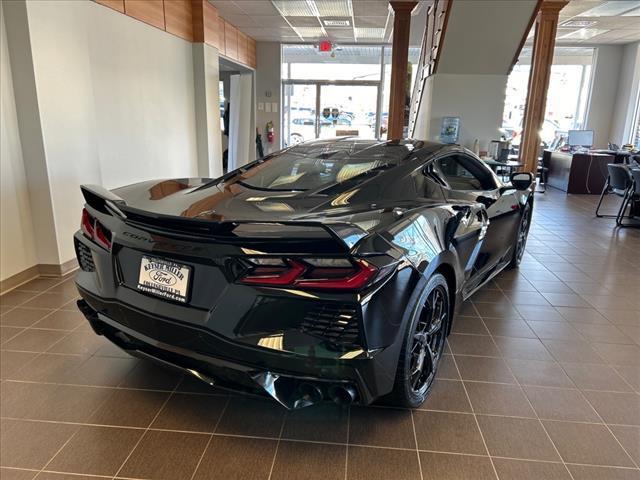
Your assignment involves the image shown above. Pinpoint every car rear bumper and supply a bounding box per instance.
[76,288,399,408]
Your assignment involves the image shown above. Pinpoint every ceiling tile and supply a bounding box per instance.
[249,15,291,27]
[315,0,352,17]
[272,0,317,16]
[234,1,280,16]
[287,16,323,27]
[220,14,258,27]
[209,0,246,15]
[579,0,640,17]
[325,28,356,40]
[355,16,387,27]
[353,1,390,17]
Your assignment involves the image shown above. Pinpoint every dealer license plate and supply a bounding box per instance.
[137,256,191,303]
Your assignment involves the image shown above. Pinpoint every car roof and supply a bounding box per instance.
[283,137,451,163]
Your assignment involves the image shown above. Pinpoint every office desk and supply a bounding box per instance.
[545,151,613,194]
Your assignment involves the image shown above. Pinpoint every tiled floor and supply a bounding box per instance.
[1,189,639,480]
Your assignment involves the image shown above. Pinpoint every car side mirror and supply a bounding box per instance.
[510,172,533,190]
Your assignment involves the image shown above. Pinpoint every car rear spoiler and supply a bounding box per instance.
[80,184,368,251]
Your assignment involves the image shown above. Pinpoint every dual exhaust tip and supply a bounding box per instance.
[298,382,357,406]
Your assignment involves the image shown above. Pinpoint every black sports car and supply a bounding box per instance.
[75,138,534,409]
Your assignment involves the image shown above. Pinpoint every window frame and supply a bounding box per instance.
[427,152,499,192]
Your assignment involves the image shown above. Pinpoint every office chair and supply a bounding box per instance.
[595,164,634,223]
[617,168,640,227]
[536,156,549,193]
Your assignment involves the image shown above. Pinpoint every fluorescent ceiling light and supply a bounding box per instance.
[560,20,597,28]
[293,26,325,38]
[559,28,610,40]
[271,0,317,17]
[323,19,350,27]
[354,27,385,39]
[579,0,640,17]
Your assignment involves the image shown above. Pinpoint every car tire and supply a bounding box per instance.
[385,273,450,408]
[508,200,532,269]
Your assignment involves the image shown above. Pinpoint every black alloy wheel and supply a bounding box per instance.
[387,273,450,408]
[409,284,448,394]
[509,202,532,268]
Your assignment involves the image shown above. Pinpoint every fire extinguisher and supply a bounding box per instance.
[266,121,274,144]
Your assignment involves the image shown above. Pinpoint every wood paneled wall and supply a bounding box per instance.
[95,0,124,12]
[93,0,256,69]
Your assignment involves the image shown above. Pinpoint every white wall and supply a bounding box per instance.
[585,45,624,148]
[255,42,281,152]
[437,0,538,75]
[3,0,202,267]
[414,74,508,150]
[610,42,640,146]
[193,43,223,178]
[1,3,37,281]
[86,3,199,187]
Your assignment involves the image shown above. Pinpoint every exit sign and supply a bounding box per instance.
[318,40,332,52]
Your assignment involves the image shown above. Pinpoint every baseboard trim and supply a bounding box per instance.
[1,259,79,295]
[38,258,79,277]
[0,265,41,294]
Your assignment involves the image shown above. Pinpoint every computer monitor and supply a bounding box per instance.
[568,129,594,147]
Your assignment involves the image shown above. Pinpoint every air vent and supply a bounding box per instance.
[323,19,350,27]
[75,238,95,272]
[300,303,362,351]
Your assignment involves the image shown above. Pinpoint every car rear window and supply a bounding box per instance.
[235,152,391,191]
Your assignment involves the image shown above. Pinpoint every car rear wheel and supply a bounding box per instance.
[386,273,450,408]
[508,201,532,269]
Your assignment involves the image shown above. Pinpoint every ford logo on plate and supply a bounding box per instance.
[147,269,178,286]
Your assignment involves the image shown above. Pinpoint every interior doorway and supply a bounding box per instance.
[219,57,255,173]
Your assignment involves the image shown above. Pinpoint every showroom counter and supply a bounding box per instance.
[545,151,613,194]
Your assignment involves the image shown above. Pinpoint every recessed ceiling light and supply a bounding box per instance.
[579,0,640,17]
[559,28,610,40]
[323,19,350,27]
[560,20,597,28]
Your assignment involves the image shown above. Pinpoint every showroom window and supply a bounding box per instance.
[502,47,595,147]
[281,44,420,147]
[631,89,640,148]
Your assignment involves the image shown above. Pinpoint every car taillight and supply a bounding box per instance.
[240,257,378,290]
[81,208,94,238]
[80,208,112,250]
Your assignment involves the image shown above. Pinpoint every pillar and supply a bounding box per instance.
[387,1,417,140]
[519,0,568,173]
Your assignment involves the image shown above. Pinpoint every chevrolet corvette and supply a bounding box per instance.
[75,138,534,409]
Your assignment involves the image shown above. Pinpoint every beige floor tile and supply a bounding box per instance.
[454,355,516,383]
[523,386,600,422]
[567,464,640,480]
[348,406,416,449]
[271,441,345,480]
[419,452,496,480]
[492,458,571,480]
[192,436,276,480]
[543,421,635,467]
[477,416,560,461]
[420,379,472,412]
[118,430,209,480]
[581,391,640,426]
[506,358,573,387]
[46,426,142,476]
[464,382,535,417]
[347,447,421,480]
[412,411,486,454]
